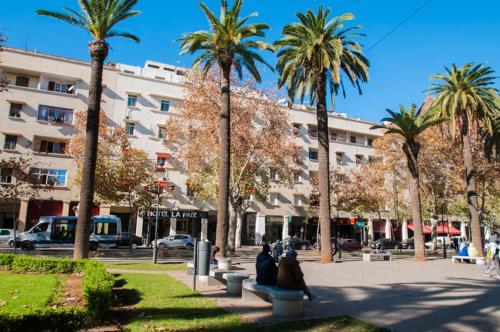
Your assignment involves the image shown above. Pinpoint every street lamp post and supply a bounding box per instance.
[152,182,161,264]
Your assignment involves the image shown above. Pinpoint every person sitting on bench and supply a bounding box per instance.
[256,244,278,285]
[277,250,316,301]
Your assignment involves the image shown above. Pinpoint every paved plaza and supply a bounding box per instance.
[171,257,499,332]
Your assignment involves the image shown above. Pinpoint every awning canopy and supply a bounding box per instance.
[407,223,461,235]
[155,152,170,159]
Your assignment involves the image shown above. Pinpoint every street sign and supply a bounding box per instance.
[139,209,209,219]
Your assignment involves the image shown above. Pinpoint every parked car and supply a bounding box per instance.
[153,234,194,250]
[400,239,415,249]
[425,237,451,249]
[339,238,363,251]
[284,237,310,250]
[370,239,399,250]
[0,229,14,245]
[117,232,143,248]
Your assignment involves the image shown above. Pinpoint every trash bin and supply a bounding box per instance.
[197,240,211,276]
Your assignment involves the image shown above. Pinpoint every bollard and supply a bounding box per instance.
[197,240,211,276]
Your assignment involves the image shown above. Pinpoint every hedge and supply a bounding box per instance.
[0,254,115,331]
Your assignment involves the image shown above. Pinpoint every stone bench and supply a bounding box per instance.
[186,261,218,275]
[363,253,392,262]
[208,270,250,295]
[217,257,232,270]
[242,278,303,317]
[452,256,485,265]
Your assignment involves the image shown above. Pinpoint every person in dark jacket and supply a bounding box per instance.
[256,244,278,285]
[277,250,316,301]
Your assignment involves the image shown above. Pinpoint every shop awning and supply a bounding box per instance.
[155,152,170,159]
[407,224,432,234]
[407,224,460,235]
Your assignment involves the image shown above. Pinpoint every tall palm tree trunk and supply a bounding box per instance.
[461,128,484,256]
[216,65,231,257]
[74,40,108,259]
[403,143,425,261]
[316,72,332,263]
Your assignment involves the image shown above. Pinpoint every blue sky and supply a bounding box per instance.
[1,0,499,121]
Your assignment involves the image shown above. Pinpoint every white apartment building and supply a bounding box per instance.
[2,47,430,246]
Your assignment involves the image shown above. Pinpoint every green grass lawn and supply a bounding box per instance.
[0,272,61,313]
[105,262,186,271]
[119,273,387,332]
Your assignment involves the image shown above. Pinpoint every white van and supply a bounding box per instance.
[425,237,451,249]
[17,215,122,250]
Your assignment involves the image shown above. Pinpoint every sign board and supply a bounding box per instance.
[356,221,366,228]
[138,210,209,219]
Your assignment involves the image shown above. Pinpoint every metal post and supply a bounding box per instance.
[152,184,160,264]
[192,238,198,291]
[442,222,447,259]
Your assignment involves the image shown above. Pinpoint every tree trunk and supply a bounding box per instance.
[227,205,236,254]
[215,64,231,258]
[430,217,438,252]
[235,211,243,248]
[461,129,484,256]
[73,40,108,260]
[403,142,425,261]
[316,71,332,263]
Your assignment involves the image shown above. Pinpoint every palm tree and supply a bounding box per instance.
[371,104,442,260]
[179,0,272,256]
[275,7,369,263]
[37,0,140,259]
[429,63,499,257]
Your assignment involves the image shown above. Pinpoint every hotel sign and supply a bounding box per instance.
[138,210,209,219]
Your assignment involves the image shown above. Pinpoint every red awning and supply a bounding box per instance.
[156,152,170,159]
[436,224,461,235]
[407,224,432,234]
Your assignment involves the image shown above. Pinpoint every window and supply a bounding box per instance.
[368,156,375,164]
[127,95,137,107]
[309,148,318,161]
[9,103,23,118]
[15,76,29,87]
[269,193,279,206]
[367,138,374,146]
[309,194,319,207]
[156,156,167,167]
[52,219,76,241]
[336,152,344,164]
[47,81,73,94]
[187,183,194,197]
[32,222,49,233]
[126,123,135,136]
[356,155,364,166]
[292,123,300,136]
[308,126,318,138]
[160,100,170,112]
[293,171,301,183]
[124,70,135,74]
[330,131,338,141]
[0,230,10,236]
[155,76,165,80]
[3,135,17,150]
[0,168,12,184]
[350,135,357,144]
[294,194,303,207]
[158,127,164,139]
[37,105,73,125]
[269,168,278,181]
[94,222,117,236]
[148,64,160,69]
[30,168,67,186]
[40,140,66,154]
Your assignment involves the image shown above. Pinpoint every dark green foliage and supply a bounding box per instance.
[0,253,15,268]
[0,307,86,332]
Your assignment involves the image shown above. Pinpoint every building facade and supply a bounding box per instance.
[0,48,469,244]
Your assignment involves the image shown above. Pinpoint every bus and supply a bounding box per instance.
[16,215,122,250]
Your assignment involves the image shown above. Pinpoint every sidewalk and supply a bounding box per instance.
[168,258,500,332]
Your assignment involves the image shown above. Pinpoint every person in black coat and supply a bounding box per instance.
[256,244,278,285]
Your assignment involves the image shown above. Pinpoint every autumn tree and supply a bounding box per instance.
[167,71,299,252]
[70,112,157,237]
[0,155,53,250]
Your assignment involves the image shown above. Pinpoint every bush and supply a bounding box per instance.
[0,307,86,332]
[0,255,115,330]
[0,253,15,268]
